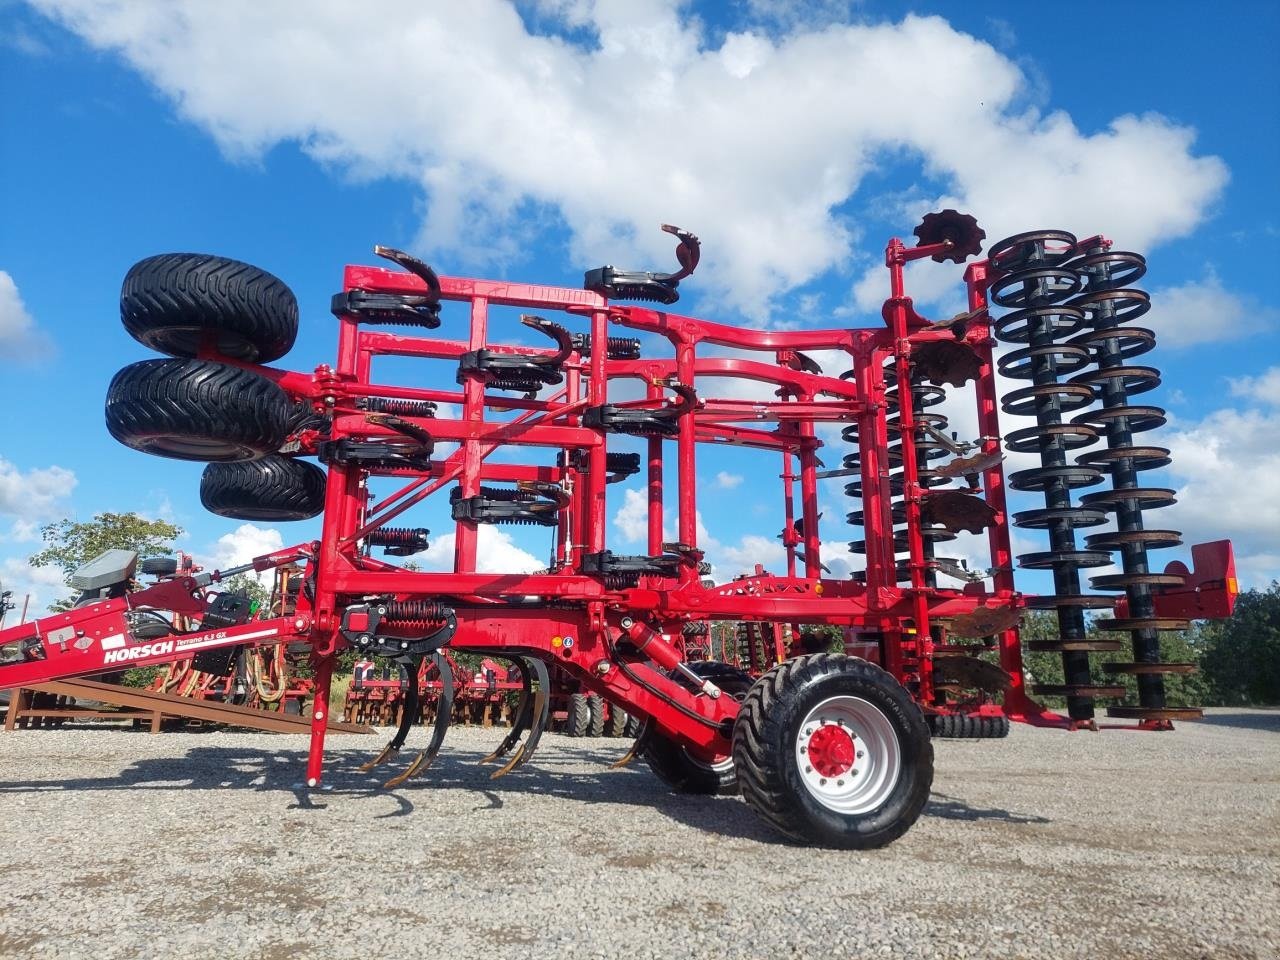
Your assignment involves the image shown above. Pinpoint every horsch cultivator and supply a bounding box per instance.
[0,213,1236,847]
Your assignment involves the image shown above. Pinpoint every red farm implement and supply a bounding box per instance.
[0,215,1236,847]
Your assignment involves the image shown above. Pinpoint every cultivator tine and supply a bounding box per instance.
[479,658,532,765]
[359,659,418,773]
[609,720,652,770]
[488,658,549,779]
[384,652,454,789]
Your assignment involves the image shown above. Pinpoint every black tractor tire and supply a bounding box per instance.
[567,693,591,737]
[106,358,291,462]
[140,557,178,577]
[121,253,298,363]
[587,694,606,738]
[605,705,629,738]
[200,455,326,521]
[732,653,933,849]
[928,713,1010,739]
[127,616,174,640]
[623,714,642,739]
[641,661,754,796]
[283,698,303,716]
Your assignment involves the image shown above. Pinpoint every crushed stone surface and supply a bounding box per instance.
[0,709,1276,960]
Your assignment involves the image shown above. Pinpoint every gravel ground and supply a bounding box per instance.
[0,709,1276,960]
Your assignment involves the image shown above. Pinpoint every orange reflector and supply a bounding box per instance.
[551,635,563,647]
[1227,577,1238,596]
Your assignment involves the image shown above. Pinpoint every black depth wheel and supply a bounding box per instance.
[200,455,326,521]
[928,714,1010,739]
[106,358,291,461]
[567,693,590,737]
[605,704,629,738]
[121,253,298,362]
[587,694,606,737]
[641,661,754,796]
[733,653,933,849]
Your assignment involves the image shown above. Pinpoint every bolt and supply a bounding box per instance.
[307,777,318,788]
[805,728,813,736]
[595,659,611,675]
[850,769,859,776]
[400,641,408,649]
[805,765,812,773]
[856,750,864,759]
[799,746,807,754]
[294,618,305,629]
[377,606,387,615]
[315,711,324,721]
[819,778,827,786]
[837,780,845,787]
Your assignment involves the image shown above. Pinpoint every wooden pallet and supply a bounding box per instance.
[3,678,374,735]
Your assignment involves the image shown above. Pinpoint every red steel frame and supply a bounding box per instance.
[0,229,1230,785]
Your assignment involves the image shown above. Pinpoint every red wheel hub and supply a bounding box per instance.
[806,724,856,778]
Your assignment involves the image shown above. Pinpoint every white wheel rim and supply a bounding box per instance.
[794,695,901,815]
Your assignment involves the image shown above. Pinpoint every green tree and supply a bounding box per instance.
[30,512,182,610]
[1199,583,1280,706]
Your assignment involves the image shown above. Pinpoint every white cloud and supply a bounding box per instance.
[1148,270,1275,348]
[420,524,543,574]
[0,557,67,617]
[0,271,53,361]
[0,458,77,530]
[1229,365,1280,406]
[209,523,285,586]
[29,3,1226,318]
[612,487,649,543]
[715,533,786,575]
[1164,405,1280,587]
[714,470,743,489]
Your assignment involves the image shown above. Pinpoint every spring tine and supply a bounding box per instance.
[383,652,452,789]
[480,659,533,764]
[490,657,550,779]
[609,719,653,770]
[359,659,417,773]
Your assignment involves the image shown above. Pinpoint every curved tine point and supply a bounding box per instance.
[383,652,453,788]
[481,666,532,765]
[359,744,398,773]
[608,743,642,770]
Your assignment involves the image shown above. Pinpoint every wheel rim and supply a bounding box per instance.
[139,435,259,461]
[794,695,901,815]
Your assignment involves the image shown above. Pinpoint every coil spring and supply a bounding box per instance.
[358,397,438,418]
[366,527,430,553]
[990,230,1118,721]
[843,364,954,585]
[381,600,450,632]
[571,334,643,360]
[1069,242,1190,720]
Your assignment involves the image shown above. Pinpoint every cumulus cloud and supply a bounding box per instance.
[0,271,53,361]
[0,458,77,533]
[1229,365,1280,406]
[210,523,285,587]
[0,556,68,617]
[714,470,744,489]
[1163,404,1280,587]
[421,524,544,574]
[1148,270,1275,348]
[29,2,1226,317]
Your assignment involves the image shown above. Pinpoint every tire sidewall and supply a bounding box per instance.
[772,666,933,846]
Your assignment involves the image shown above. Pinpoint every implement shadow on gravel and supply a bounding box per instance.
[1185,711,1280,734]
[0,742,1050,840]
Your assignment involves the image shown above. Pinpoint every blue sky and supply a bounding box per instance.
[2,0,1278,610]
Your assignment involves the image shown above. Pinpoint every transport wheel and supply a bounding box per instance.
[605,705,629,738]
[121,253,298,362]
[928,714,1010,739]
[567,693,590,737]
[106,358,291,461]
[733,653,933,849]
[587,694,606,737]
[200,455,326,521]
[140,557,178,577]
[283,699,302,716]
[642,661,753,796]
[623,714,641,739]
